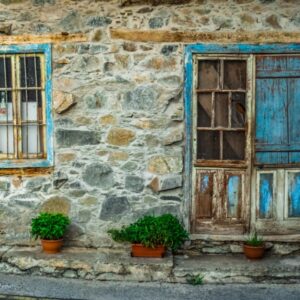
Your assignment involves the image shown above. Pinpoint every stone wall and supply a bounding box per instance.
[0,0,299,248]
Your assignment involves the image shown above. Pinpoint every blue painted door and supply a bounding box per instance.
[255,56,300,165]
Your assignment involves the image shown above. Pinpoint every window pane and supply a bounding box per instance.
[197,93,212,127]
[198,60,219,90]
[22,125,43,155]
[0,57,12,88]
[224,60,246,90]
[0,125,14,155]
[231,93,246,128]
[223,131,245,160]
[215,93,228,127]
[197,130,220,159]
[20,56,41,87]
[259,173,273,219]
[288,172,300,217]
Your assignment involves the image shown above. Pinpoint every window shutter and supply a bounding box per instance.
[255,56,300,164]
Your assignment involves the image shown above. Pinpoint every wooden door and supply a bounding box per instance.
[192,56,252,234]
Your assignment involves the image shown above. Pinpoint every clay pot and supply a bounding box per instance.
[243,244,265,259]
[131,244,165,258]
[41,239,63,254]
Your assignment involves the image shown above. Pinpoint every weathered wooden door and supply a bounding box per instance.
[192,56,252,234]
[254,55,300,234]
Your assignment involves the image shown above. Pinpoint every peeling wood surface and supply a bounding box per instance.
[111,29,300,44]
[0,167,53,176]
[0,33,87,45]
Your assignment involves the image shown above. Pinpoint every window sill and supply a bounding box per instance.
[0,158,53,170]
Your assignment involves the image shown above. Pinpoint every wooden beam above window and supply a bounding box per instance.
[110,29,300,44]
[0,33,87,45]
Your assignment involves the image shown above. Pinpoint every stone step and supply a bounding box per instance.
[1,246,300,284]
[173,254,300,284]
[0,246,173,282]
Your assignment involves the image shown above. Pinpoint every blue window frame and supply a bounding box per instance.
[0,44,53,168]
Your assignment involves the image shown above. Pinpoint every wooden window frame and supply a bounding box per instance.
[0,44,53,169]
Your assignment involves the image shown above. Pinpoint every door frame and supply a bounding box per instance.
[184,43,300,236]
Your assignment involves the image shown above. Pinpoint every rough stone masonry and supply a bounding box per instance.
[0,0,299,252]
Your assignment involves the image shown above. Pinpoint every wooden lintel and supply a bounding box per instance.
[0,167,54,176]
[110,29,300,44]
[0,33,87,45]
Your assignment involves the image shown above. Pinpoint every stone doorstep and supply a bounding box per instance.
[0,246,300,284]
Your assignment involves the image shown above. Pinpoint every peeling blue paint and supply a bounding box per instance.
[0,43,53,169]
[227,176,240,218]
[288,172,300,217]
[200,175,209,192]
[259,173,273,219]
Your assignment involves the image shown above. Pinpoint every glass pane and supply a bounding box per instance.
[231,93,246,128]
[197,173,213,218]
[0,125,14,155]
[198,60,219,90]
[22,125,42,155]
[197,93,212,127]
[259,173,273,219]
[20,56,41,87]
[227,175,241,218]
[0,57,12,88]
[223,131,245,160]
[288,172,300,217]
[224,60,246,90]
[215,93,228,127]
[0,92,13,122]
[197,130,219,159]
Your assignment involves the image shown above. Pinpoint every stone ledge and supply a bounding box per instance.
[174,254,300,284]
[1,246,300,284]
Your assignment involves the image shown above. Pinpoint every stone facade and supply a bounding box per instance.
[0,0,299,249]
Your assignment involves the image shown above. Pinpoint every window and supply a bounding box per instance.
[185,44,300,236]
[0,44,53,168]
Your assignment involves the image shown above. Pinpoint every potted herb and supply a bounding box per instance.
[243,232,265,259]
[108,214,189,257]
[31,212,70,254]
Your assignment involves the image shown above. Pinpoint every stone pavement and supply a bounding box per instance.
[0,246,300,284]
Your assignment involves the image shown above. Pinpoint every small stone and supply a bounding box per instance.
[107,127,135,146]
[82,163,114,189]
[160,195,181,202]
[75,116,92,125]
[108,151,129,162]
[0,24,12,35]
[125,176,145,193]
[53,91,76,114]
[56,129,100,147]
[161,45,178,56]
[11,176,22,189]
[149,17,165,28]
[100,114,117,126]
[121,161,138,172]
[137,7,153,13]
[11,193,38,208]
[149,174,182,192]
[124,85,159,111]
[266,15,281,29]
[99,195,130,221]
[33,0,55,4]
[79,196,98,207]
[145,57,176,70]
[41,196,71,215]
[77,209,91,223]
[25,178,46,192]
[63,270,77,278]
[230,244,243,253]
[123,42,137,52]
[53,171,68,189]
[240,14,255,24]
[0,180,10,191]
[85,93,104,109]
[148,155,183,175]
[273,244,300,255]
[59,11,82,32]
[87,16,112,27]
[162,128,183,145]
[88,29,102,42]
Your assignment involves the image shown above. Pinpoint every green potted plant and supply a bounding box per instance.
[31,212,71,254]
[108,214,189,257]
[243,232,265,259]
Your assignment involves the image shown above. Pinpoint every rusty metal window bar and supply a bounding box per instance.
[0,53,46,160]
[195,58,247,162]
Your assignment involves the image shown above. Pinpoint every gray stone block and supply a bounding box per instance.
[56,129,100,147]
[99,195,130,221]
[125,176,145,193]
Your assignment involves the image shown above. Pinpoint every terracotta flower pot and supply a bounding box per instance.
[131,244,166,258]
[41,239,63,254]
[243,244,265,260]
